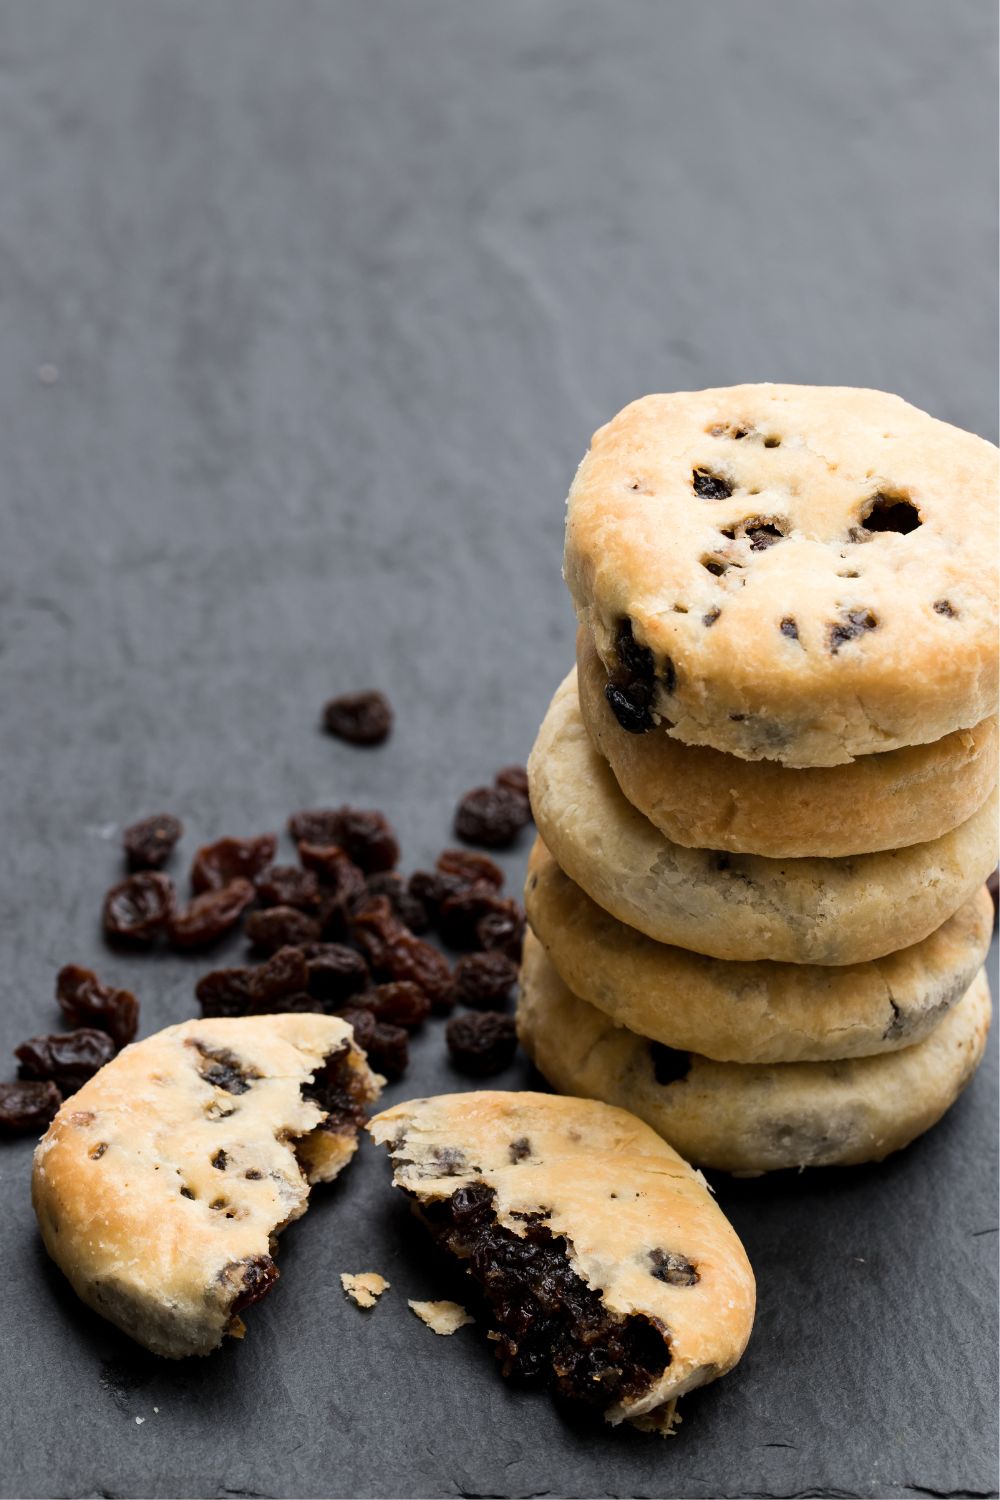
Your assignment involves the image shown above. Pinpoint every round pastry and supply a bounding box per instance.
[528,671,998,964]
[368,1090,755,1431]
[525,839,994,1063]
[32,1014,382,1358]
[577,625,999,857]
[517,932,992,1175]
[564,385,999,766]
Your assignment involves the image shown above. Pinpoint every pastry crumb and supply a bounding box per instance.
[630,1399,681,1437]
[408,1299,474,1335]
[340,1271,390,1309]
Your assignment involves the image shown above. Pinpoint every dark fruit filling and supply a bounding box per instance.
[422,1184,670,1408]
[301,1044,370,1135]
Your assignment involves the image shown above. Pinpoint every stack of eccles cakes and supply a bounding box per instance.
[520,384,999,1176]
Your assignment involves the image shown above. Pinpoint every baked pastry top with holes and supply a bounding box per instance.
[369,1090,755,1431]
[564,385,998,766]
[32,1014,382,1358]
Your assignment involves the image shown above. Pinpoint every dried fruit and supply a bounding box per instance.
[363,983,431,1029]
[0,1080,62,1134]
[407,870,465,918]
[195,967,256,1019]
[445,1011,517,1076]
[494,766,529,801]
[103,872,176,945]
[359,872,429,933]
[248,946,310,1009]
[16,1029,116,1094]
[437,885,515,950]
[190,835,277,893]
[436,849,505,890]
[476,907,526,962]
[254,865,320,912]
[245,905,322,955]
[288,809,344,846]
[454,786,530,849]
[335,809,399,874]
[56,965,138,1049]
[301,944,369,1005]
[322,691,393,746]
[367,1022,409,1080]
[337,1005,377,1052]
[452,951,518,1008]
[168,879,256,950]
[123,814,183,872]
[298,842,366,898]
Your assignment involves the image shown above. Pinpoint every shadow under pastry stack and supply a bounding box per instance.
[518,384,998,1174]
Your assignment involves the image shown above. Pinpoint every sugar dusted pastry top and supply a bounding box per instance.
[564,385,999,765]
[369,1091,755,1425]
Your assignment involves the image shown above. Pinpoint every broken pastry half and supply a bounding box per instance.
[32,1014,382,1358]
[369,1091,755,1430]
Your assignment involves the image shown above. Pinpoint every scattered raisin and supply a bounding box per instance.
[254,865,320,912]
[298,842,366,904]
[195,967,255,1018]
[248,946,310,1009]
[452,951,518,1008]
[455,787,530,849]
[495,766,529,800]
[363,982,431,1028]
[300,943,370,1005]
[190,835,277,894]
[381,931,452,1009]
[350,895,405,969]
[407,869,457,916]
[322,691,393,746]
[445,1010,517,1076]
[245,905,322,955]
[337,1005,377,1052]
[16,1029,116,1094]
[123,814,183,872]
[476,907,526,961]
[0,1080,62,1134]
[168,878,256,950]
[438,887,519,950]
[334,808,400,874]
[56,965,138,1049]
[103,871,176,945]
[436,849,506,890]
[367,1022,409,1080]
[288,809,342,845]
[360,872,429,933]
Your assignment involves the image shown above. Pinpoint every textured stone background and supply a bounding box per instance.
[0,3,996,1497]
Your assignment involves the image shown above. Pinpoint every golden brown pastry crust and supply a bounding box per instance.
[369,1091,755,1427]
[517,934,992,1174]
[564,385,999,766]
[525,839,993,1062]
[528,671,999,964]
[32,1014,382,1358]
[577,625,999,856]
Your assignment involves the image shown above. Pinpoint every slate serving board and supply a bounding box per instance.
[1,3,996,1496]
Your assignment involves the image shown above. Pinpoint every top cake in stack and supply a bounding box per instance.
[518,385,998,1173]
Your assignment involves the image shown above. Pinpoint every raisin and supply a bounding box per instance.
[604,680,654,735]
[649,1249,699,1286]
[254,865,320,912]
[168,879,256,950]
[494,765,529,800]
[322,690,393,746]
[300,943,369,1005]
[692,467,733,499]
[194,1044,256,1094]
[103,872,176,945]
[248,946,310,1009]
[477,908,526,962]
[16,1029,116,1093]
[123,814,183,872]
[452,951,518,1008]
[780,617,799,640]
[337,1005,377,1052]
[245,905,322,955]
[350,895,404,969]
[382,932,452,1009]
[829,608,878,654]
[438,886,518,950]
[367,1022,409,1080]
[363,982,431,1028]
[0,1080,62,1134]
[407,869,465,918]
[288,809,343,846]
[298,843,366,901]
[195,967,255,1018]
[445,1011,517,1076]
[650,1043,692,1085]
[55,965,138,1049]
[190,835,277,893]
[933,599,958,618]
[227,1254,279,1315]
[334,808,400,874]
[360,872,429,933]
[454,787,530,849]
[988,868,998,926]
[615,617,655,681]
[302,1046,370,1131]
[436,849,506,891]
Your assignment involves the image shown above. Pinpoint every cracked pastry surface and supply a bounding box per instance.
[564,385,998,766]
[369,1090,755,1429]
[525,840,994,1063]
[528,671,998,964]
[32,1014,382,1358]
[517,933,992,1174]
[577,625,999,857]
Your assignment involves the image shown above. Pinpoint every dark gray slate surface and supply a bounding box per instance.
[0,3,996,1496]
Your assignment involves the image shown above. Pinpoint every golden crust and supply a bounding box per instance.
[528,671,999,964]
[577,625,999,856]
[517,934,992,1175]
[32,1014,382,1358]
[369,1091,755,1427]
[526,839,994,1063]
[564,385,999,766]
